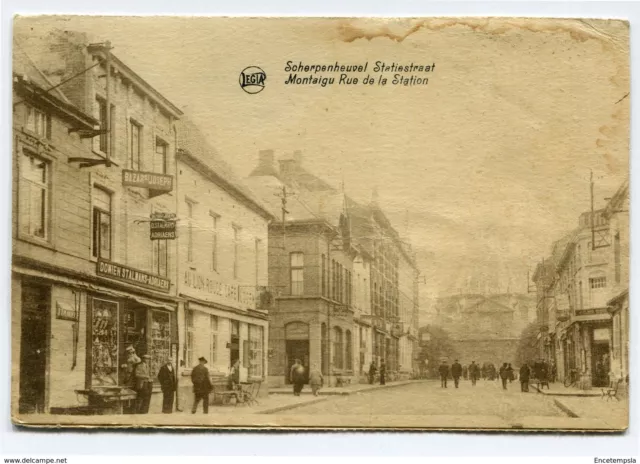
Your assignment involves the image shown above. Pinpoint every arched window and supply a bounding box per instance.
[345,330,353,370]
[333,327,343,369]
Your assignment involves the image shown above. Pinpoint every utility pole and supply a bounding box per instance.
[274,185,290,250]
[104,41,112,167]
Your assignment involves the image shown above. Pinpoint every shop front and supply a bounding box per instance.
[12,264,178,414]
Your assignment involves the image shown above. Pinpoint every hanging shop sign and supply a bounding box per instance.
[122,169,173,197]
[56,301,79,321]
[97,259,170,293]
[150,220,176,240]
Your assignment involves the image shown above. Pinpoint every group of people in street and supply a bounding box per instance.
[289,359,325,396]
[438,359,481,388]
[368,361,387,386]
[123,345,177,415]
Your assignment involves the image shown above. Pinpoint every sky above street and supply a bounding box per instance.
[14,17,630,313]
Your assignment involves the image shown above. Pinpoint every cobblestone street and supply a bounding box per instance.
[274,380,562,422]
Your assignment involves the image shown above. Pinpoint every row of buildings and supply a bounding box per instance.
[11,31,419,415]
[532,180,629,390]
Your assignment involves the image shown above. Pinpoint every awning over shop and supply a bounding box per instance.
[13,265,176,311]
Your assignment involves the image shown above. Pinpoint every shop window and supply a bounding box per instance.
[19,151,49,240]
[92,186,112,259]
[149,310,172,381]
[129,119,142,170]
[91,299,119,386]
[333,327,343,369]
[186,309,194,368]
[209,315,218,363]
[25,104,50,139]
[345,330,353,370]
[248,324,264,378]
[290,252,304,295]
[154,137,167,174]
[152,239,168,277]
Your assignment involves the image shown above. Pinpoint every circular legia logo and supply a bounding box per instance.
[239,66,267,94]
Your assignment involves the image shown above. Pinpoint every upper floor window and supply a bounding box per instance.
[186,200,194,263]
[92,186,112,259]
[254,238,262,286]
[589,276,607,289]
[290,252,304,295]
[154,137,168,174]
[25,105,50,139]
[95,97,114,155]
[233,226,241,279]
[19,151,49,240]
[152,239,168,277]
[129,119,142,170]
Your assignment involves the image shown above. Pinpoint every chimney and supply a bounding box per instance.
[248,149,279,177]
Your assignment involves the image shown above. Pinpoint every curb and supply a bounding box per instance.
[530,384,600,397]
[269,380,419,397]
[553,398,579,418]
[257,397,329,414]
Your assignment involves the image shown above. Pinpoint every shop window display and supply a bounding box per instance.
[149,310,171,380]
[91,299,119,386]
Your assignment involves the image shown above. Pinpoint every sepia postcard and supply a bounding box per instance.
[10,16,629,431]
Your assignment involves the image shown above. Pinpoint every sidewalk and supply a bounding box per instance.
[551,395,629,430]
[268,379,419,396]
[530,382,600,397]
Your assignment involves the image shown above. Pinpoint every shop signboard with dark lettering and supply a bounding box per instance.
[97,259,171,293]
[122,169,173,197]
[150,220,176,240]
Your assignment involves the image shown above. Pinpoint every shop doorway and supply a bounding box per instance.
[19,283,50,414]
[591,341,611,387]
[286,340,310,384]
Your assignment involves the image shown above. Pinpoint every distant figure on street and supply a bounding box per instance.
[368,362,377,385]
[499,363,509,390]
[519,363,530,392]
[290,359,306,396]
[507,363,515,383]
[191,356,213,414]
[481,363,487,380]
[134,354,153,414]
[469,361,480,386]
[157,357,177,413]
[309,365,323,396]
[462,365,468,380]
[550,362,557,383]
[227,359,241,391]
[379,361,386,385]
[439,360,450,388]
[451,360,462,388]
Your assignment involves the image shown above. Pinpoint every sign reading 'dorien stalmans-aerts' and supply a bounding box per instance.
[97,259,171,293]
[122,169,173,192]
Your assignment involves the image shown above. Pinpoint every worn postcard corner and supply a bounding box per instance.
[10,15,629,431]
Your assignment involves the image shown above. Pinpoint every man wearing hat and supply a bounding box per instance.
[191,357,213,414]
[122,345,141,389]
[157,357,177,413]
[134,354,153,414]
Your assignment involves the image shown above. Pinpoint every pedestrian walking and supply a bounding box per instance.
[550,362,557,383]
[191,357,212,414]
[469,361,480,386]
[519,363,530,392]
[368,361,377,385]
[507,363,515,383]
[157,357,177,413]
[290,359,306,396]
[134,354,153,414]
[309,365,323,396]
[451,359,462,388]
[499,363,509,390]
[379,361,386,385]
[439,360,450,388]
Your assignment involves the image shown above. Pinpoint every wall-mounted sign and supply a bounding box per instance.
[150,220,176,240]
[97,259,170,293]
[122,170,173,197]
[56,302,79,321]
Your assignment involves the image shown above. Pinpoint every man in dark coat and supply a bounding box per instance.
[368,362,377,385]
[290,359,306,396]
[469,361,480,386]
[451,360,463,388]
[499,363,509,390]
[157,358,177,413]
[439,360,450,388]
[191,357,212,414]
[519,363,530,392]
[379,361,386,385]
